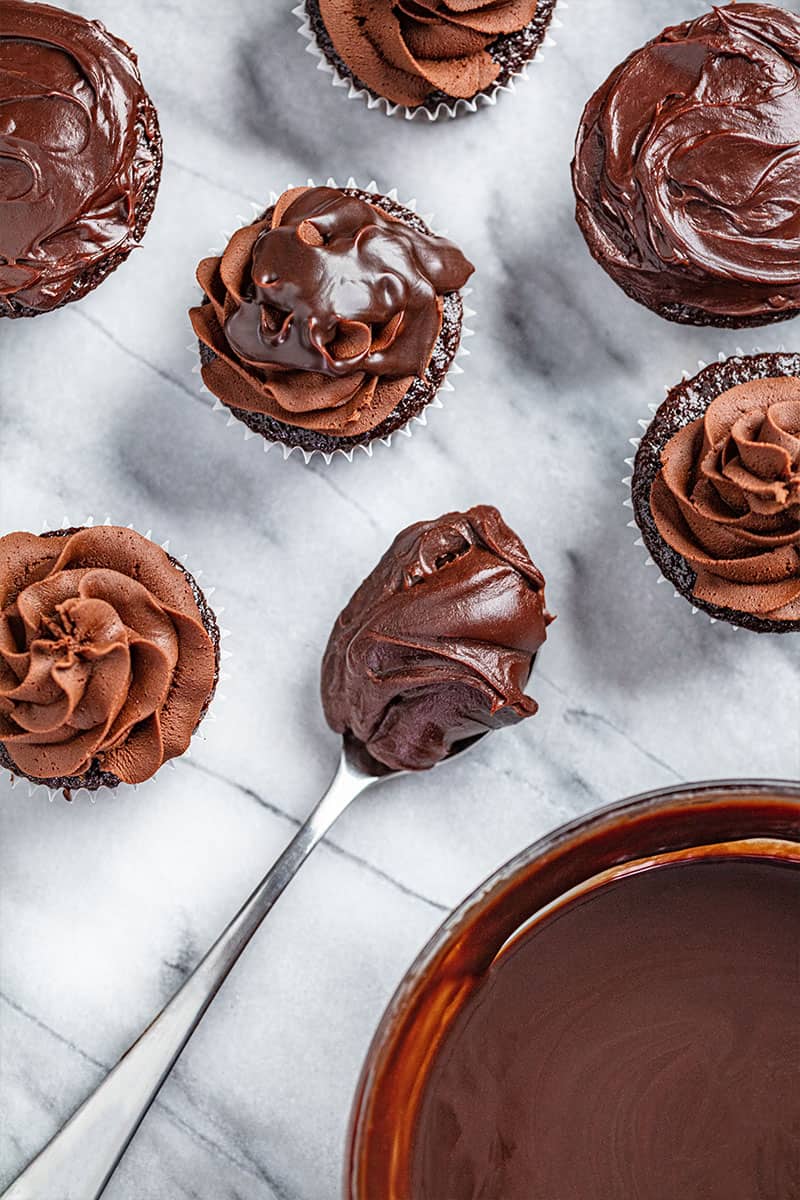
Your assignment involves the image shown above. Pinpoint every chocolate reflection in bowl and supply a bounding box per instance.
[346,781,800,1200]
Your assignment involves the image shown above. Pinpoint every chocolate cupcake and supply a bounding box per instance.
[321,505,553,771]
[630,353,800,633]
[296,0,559,119]
[0,1,162,318]
[573,4,800,328]
[0,526,220,796]
[190,184,475,460]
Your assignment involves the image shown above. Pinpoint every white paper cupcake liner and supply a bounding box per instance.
[293,0,565,121]
[623,344,793,628]
[190,177,475,465]
[1,514,229,804]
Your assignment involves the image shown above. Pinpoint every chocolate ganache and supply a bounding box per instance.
[651,376,800,621]
[411,845,800,1200]
[0,0,162,316]
[0,527,217,787]
[321,506,552,772]
[573,4,800,326]
[315,0,540,108]
[190,186,474,440]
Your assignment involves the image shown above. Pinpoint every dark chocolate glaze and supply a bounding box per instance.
[224,187,472,378]
[0,0,162,317]
[632,352,800,633]
[321,506,552,771]
[573,4,800,328]
[411,849,800,1200]
[195,187,470,453]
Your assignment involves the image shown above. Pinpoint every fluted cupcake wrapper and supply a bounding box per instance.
[2,514,230,804]
[293,0,565,122]
[190,177,476,465]
[622,344,793,630]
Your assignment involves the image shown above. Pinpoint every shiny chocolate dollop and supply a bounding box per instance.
[650,376,800,621]
[317,0,539,107]
[0,0,161,315]
[573,4,800,325]
[190,186,473,440]
[321,505,552,771]
[0,528,217,785]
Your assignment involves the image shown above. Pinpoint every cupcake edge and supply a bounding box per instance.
[574,207,800,330]
[295,0,562,121]
[192,181,475,464]
[626,350,800,634]
[1,93,163,320]
[0,522,223,798]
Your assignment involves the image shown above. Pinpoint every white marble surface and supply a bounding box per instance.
[1,1,799,1196]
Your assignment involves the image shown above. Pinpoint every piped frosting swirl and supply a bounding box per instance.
[0,527,217,784]
[321,505,552,771]
[573,4,800,323]
[190,186,473,439]
[650,376,800,620]
[317,0,540,107]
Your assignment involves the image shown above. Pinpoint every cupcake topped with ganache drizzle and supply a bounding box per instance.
[0,526,219,795]
[632,353,800,633]
[303,0,559,116]
[573,4,800,328]
[190,185,474,457]
[321,505,553,771]
[0,0,162,318]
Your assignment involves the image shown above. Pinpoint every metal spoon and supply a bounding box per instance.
[1,733,479,1200]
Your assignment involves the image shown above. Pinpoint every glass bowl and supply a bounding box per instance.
[346,778,800,1198]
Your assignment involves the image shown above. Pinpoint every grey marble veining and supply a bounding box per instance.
[1,1,799,1197]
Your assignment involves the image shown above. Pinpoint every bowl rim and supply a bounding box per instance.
[345,776,800,1198]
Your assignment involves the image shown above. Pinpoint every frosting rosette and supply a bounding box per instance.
[190,186,473,443]
[0,0,162,316]
[650,377,800,621]
[573,4,800,325]
[315,0,540,107]
[321,505,553,771]
[0,527,218,788]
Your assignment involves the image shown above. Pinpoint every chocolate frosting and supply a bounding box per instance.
[0,528,217,784]
[0,0,160,314]
[573,4,800,322]
[321,505,552,772]
[411,849,800,1200]
[317,0,539,107]
[191,187,473,439]
[651,376,800,620]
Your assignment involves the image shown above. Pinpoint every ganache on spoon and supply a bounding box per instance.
[1,505,552,1200]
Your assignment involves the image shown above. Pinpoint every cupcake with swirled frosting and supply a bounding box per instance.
[298,0,559,118]
[0,526,219,795]
[631,354,800,633]
[0,1,162,317]
[573,4,800,327]
[190,185,474,458]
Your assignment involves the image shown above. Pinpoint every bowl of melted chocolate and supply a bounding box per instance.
[347,781,800,1199]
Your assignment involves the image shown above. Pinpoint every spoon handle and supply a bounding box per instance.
[2,747,375,1200]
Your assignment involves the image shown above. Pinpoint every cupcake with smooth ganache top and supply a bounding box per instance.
[299,0,559,118]
[0,1,162,318]
[573,4,800,328]
[0,526,219,795]
[321,505,553,771]
[190,185,474,458]
[631,354,800,633]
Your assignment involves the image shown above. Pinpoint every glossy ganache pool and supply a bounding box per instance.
[410,847,799,1199]
[347,784,800,1200]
